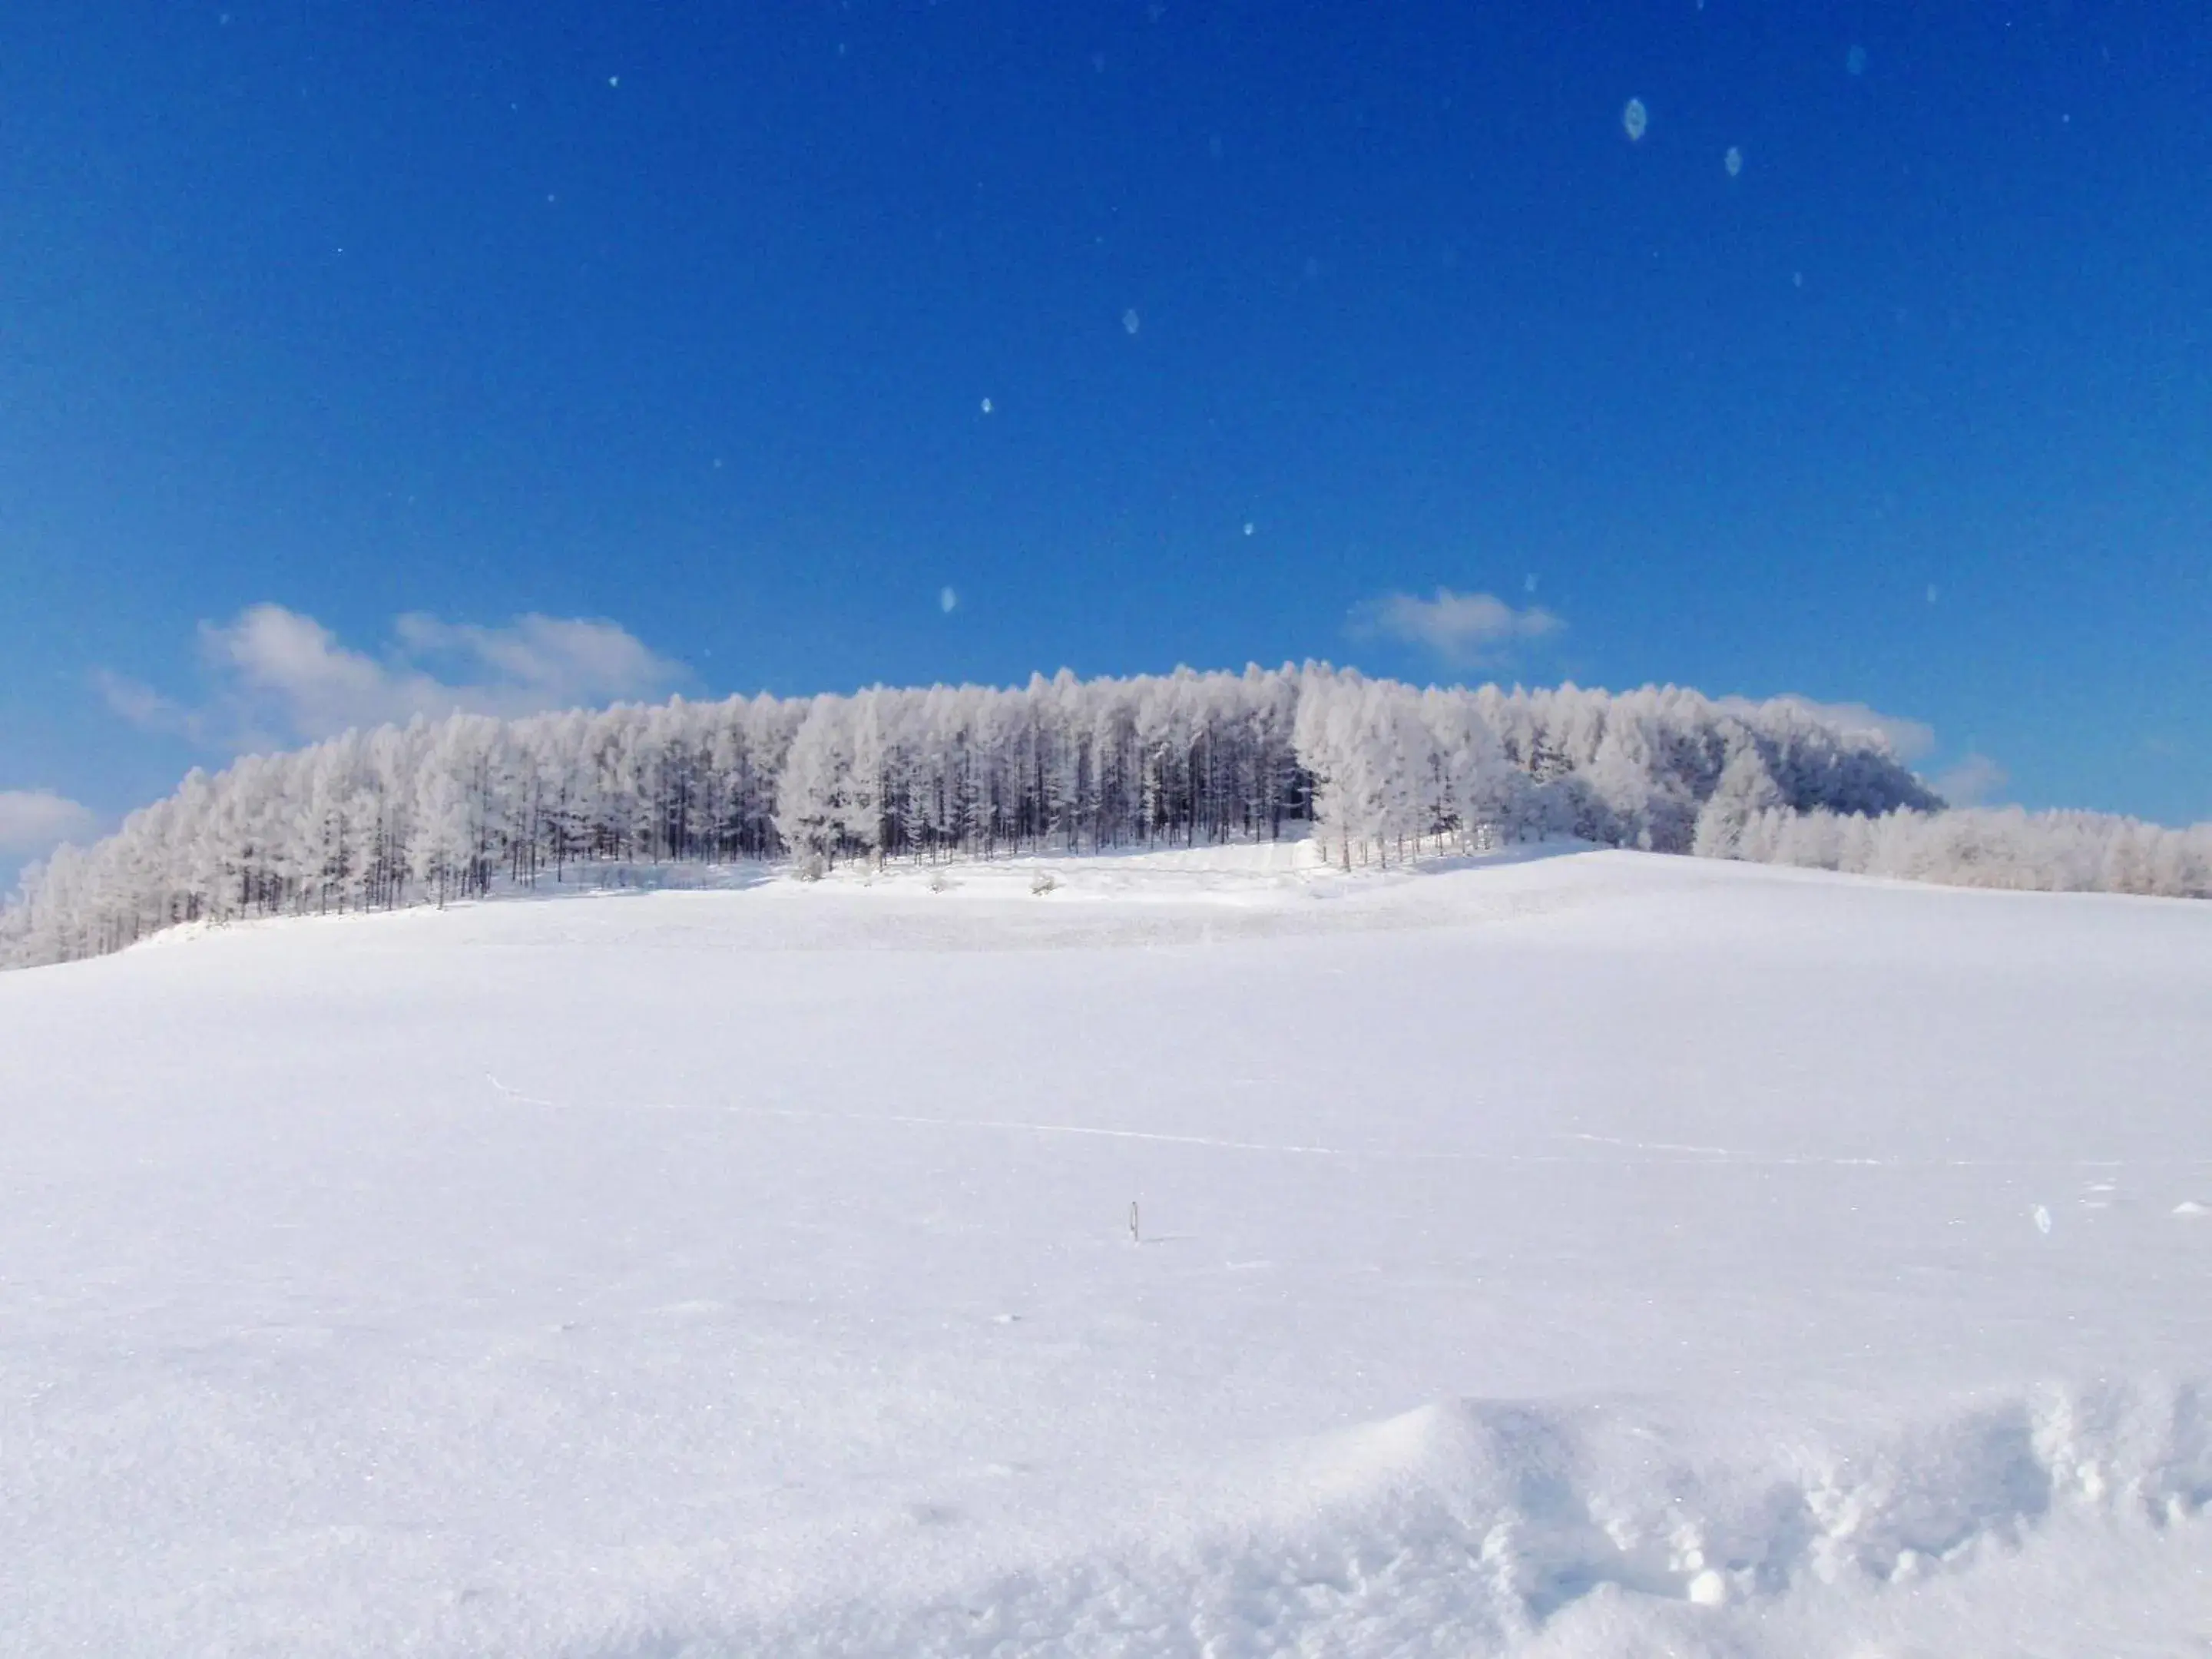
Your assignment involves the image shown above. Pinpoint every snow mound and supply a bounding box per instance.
[644,1382,2212,1655]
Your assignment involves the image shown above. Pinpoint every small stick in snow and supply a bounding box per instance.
[1129,1201,1140,1244]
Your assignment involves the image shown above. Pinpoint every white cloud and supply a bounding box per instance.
[1743,694,2005,800]
[939,586,959,614]
[1767,697,1937,763]
[93,669,211,744]
[203,606,396,737]
[1933,753,2009,807]
[384,612,680,708]
[101,604,689,749]
[0,790,99,857]
[1349,587,1562,667]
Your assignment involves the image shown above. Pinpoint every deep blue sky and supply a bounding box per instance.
[3,0,2207,865]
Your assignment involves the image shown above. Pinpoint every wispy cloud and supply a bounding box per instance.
[0,790,99,858]
[1932,753,2009,807]
[1767,697,1938,763]
[1743,694,2008,802]
[100,604,689,750]
[93,669,212,744]
[1348,587,1562,667]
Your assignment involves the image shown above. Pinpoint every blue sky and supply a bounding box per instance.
[2,0,2207,873]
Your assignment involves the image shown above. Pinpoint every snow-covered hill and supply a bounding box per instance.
[2,847,2208,1656]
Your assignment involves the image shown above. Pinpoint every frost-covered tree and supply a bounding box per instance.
[775,698,852,872]
[1692,747,1788,859]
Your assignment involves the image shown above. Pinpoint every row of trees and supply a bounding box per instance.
[1700,795,2212,897]
[2,664,1968,969]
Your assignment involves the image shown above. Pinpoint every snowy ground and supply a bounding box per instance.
[2,845,2209,1657]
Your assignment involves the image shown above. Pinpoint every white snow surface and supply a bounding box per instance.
[3,846,2210,1656]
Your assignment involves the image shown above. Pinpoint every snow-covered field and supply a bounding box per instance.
[2,846,2209,1657]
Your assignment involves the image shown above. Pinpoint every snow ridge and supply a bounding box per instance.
[606,1380,2212,1657]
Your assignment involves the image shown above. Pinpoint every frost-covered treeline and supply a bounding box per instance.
[1700,799,2212,897]
[2,665,1946,968]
